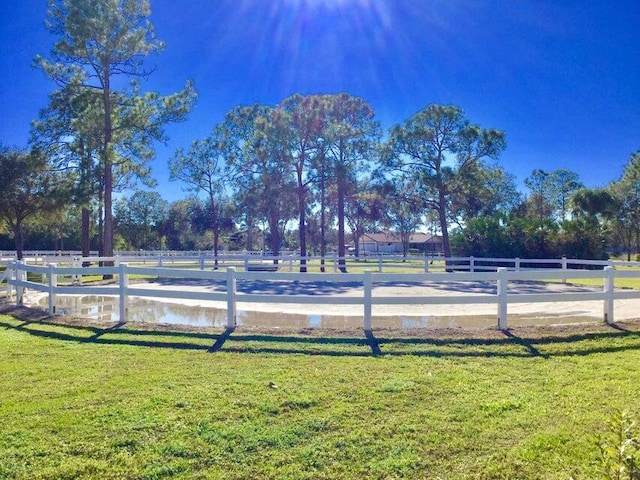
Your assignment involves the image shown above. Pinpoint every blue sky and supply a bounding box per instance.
[1,0,638,202]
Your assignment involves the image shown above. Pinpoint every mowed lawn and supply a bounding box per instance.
[1,310,639,479]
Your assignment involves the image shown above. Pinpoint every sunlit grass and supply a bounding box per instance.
[1,312,640,479]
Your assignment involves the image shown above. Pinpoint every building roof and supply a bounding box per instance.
[360,231,442,244]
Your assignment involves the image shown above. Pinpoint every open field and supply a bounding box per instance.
[1,306,639,479]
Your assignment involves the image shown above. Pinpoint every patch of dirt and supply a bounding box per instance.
[2,300,639,341]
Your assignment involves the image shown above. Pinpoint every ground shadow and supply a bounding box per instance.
[1,305,639,359]
[152,277,361,295]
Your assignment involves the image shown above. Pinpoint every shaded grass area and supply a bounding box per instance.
[1,307,640,479]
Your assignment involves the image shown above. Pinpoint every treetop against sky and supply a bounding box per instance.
[0,0,638,201]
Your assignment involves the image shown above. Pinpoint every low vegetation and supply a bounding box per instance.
[1,308,639,479]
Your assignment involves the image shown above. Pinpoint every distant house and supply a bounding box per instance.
[354,231,443,255]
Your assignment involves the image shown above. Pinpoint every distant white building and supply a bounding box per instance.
[354,231,443,255]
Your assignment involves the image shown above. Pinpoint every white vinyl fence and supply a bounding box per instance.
[4,257,640,330]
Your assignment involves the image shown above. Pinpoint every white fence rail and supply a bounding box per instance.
[3,251,636,273]
[3,259,639,331]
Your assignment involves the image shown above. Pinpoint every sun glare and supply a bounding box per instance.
[284,0,374,12]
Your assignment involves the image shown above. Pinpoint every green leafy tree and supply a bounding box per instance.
[273,94,327,271]
[323,93,381,271]
[377,177,424,257]
[525,168,583,222]
[169,127,234,264]
[450,163,520,227]
[37,0,196,262]
[382,104,506,262]
[0,147,73,259]
[114,190,167,250]
[524,169,554,222]
[222,104,297,258]
[158,199,198,250]
[345,177,385,258]
[608,151,640,260]
[548,169,584,221]
[31,84,104,258]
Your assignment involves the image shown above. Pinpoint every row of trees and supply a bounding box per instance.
[2,136,639,263]
[167,97,509,271]
[451,154,640,261]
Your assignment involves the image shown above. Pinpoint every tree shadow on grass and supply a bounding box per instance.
[1,305,639,359]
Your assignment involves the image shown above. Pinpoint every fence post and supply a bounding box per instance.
[48,263,57,315]
[497,267,508,330]
[119,263,129,322]
[378,256,383,273]
[364,269,372,332]
[424,255,429,273]
[6,263,15,300]
[470,256,475,273]
[603,266,614,324]
[561,256,568,284]
[16,260,25,306]
[72,256,80,285]
[199,253,205,270]
[515,257,521,272]
[227,267,237,329]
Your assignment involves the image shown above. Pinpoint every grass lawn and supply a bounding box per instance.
[1,308,639,479]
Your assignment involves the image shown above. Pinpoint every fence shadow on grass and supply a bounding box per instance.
[1,305,640,359]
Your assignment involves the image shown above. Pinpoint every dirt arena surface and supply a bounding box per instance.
[9,276,640,331]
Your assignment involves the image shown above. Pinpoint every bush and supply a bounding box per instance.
[596,410,640,479]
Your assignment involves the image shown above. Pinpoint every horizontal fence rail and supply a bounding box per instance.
[3,252,638,273]
[3,256,639,331]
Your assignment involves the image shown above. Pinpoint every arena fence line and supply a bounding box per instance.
[4,259,637,331]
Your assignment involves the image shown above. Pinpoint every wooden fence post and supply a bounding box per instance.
[364,269,372,331]
[227,267,237,328]
[119,263,129,322]
[515,257,521,272]
[48,263,57,315]
[603,266,614,324]
[497,267,508,330]
[561,256,568,284]
[469,256,475,273]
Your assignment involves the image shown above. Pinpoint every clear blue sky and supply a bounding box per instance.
[1,0,638,201]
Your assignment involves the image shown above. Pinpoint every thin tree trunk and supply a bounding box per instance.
[15,218,24,261]
[437,186,452,270]
[298,182,307,272]
[210,197,219,268]
[268,215,280,264]
[337,176,347,273]
[82,207,91,266]
[320,169,326,273]
[102,67,114,278]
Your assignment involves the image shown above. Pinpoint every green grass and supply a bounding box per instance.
[1,311,640,479]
